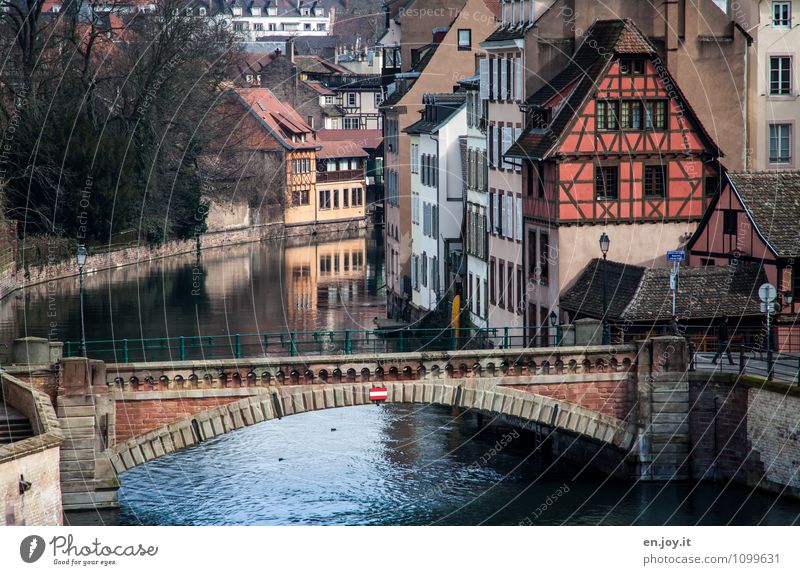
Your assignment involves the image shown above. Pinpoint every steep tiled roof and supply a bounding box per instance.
[561,259,766,322]
[727,171,800,258]
[231,87,317,150]
[304,80,335,95]
[509,19,720,161]
[560,259,646,321]
[293,55,351,75]
[404,93,466,134]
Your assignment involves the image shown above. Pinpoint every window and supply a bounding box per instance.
[343,188,350,208]
[233,22,244,31]
[527,230,537,276]
[619,58,645,75]
[595,166,619,199]
[304,23,311,30]
[596,100,619,130]
[723,210,737,236]
[539,231,550,285]
[773,2,791,26]
[644,165,666,197]
[620,100,643,130]
[457,29,471,50]
[333,189,339,209]
[344,117,360,129]
[232,7,242,16]
[291,190,309,206]
[497,259,505,307]
[506,262,514,312]
[254,23,264,31]
[199,7,206,16]
[769,123,792,164]
[517,266,523,313]
[489,258,496,304]
[645,100,667,130]
[352,187,363,206]
[347,93,357,107]
[421,253,428,288]
[245,74,253,84]
[375,92,383,106]
[770,56,792,95]
[319,189,331,210]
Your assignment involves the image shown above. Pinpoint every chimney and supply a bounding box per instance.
[529,0,534,23]
[288,37,295,62]
[501,0,506,26]
[510,0,515,25]
[664,0,680,67]
[519,0,525,25]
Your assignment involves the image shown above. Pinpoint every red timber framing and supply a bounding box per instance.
[555,58,717,225]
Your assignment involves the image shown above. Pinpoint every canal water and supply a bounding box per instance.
[5,232,800,525]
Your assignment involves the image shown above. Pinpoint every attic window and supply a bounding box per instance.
[232,6,242,16]
[199,6,206,15]
[619,58,645,75]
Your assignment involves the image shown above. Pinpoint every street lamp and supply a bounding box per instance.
[599,232,610,344]
[76,244,88,358]
[549,310,558,347]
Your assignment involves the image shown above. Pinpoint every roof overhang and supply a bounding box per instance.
[479,38,524,51]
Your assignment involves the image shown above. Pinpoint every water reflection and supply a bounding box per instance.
[0,231,384,354]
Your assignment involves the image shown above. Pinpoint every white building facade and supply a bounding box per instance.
[407,94,467,317]
[226,0,332,41]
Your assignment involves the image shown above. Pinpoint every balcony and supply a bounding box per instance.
[316,169,363,183]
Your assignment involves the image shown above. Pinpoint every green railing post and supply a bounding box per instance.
[235,334,242,358]
[123,339,129,363]
[556,326,562,347]
[503,327,509,349]
[290,332,297,357]
[66,341,72,357]
[345,330,352,355]
[180,336,185,361]
[399,330,405,353]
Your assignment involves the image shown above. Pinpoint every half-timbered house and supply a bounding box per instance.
[506,19,723,329]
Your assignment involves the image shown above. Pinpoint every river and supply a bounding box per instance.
[5,232,800,525]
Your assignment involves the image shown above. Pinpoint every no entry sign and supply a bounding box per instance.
[369,386,388,402]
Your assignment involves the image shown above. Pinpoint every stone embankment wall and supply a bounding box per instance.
[689,373,800,498]
[0,373,63,526]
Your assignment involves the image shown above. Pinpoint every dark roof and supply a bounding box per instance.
[404,93,466,134]
[457,73,479,88]
[330,75,382,91]
[484,22,533,43]
[506,19,719,161]
[727,171,800,258]
[560,259,646,321]
[561,259,767,322]
[316,128,383,150]
[506,19,653,160]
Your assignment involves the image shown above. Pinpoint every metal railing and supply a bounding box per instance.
[63,325,563,363]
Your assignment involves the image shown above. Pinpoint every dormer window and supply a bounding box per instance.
[184,6,192,16]
[232,6,242,16]
[199,6,206,15]
[314,7,323,15]
[268,6,277,15]
[245,74,253,84]
[252,6,261,15]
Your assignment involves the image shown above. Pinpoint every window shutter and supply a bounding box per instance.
[514,127,522,171]
[492,192,499,233]
[480,58,489,100]
[514,57,523,100]
[494,58,501,102]
[500,58,507,101]
[502,127,512,169]
[500,193,506,237]
[516,196,522,240]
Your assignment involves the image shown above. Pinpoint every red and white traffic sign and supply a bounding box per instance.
[369,386,388,402]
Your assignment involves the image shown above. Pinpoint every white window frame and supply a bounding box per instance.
[769,123,793,165]
[773,1,792,27]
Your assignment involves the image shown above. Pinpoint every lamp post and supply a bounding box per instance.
[77,244,88,358]
[549,310,558,347]
[599,232,610,344]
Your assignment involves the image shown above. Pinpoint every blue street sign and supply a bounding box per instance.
[666,250,685,262]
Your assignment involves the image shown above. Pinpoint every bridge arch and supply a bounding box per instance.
[109,381,636,474]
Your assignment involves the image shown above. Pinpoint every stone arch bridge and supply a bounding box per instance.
[30,337,693,510]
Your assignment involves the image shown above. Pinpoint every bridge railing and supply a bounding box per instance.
[63,325,563,363]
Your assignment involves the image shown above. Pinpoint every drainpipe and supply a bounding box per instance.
[742,38,749,171]
[432,131,441,313]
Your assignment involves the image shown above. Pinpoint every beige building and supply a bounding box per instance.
[314,140,367,224]
[752,0,800,170]
[380,0,502,320]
